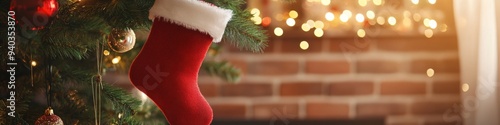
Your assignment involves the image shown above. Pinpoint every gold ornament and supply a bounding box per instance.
[108,29,136,53]
[35,107,64,125]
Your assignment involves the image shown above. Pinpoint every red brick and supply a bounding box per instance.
[329,38,372,52]
[211,103,247,119]
[305,60,350,74]
[248,60,299,75]
[410,60,437,74]
[424,121,461,125]
[253,103,299,119]
[199,83,217,97]
[280,82,323,96]
[329,82,374,96]
[356,103,407,117]
[381,81,426,95]
[387,120,420,125]
[433,81,460,95]
[306,103,350,119]
[226,59,248,75]
[411,101,459,115]
[357,60,400,73]
[281,38,322,53]
[377,36,458,52]
[221,83,272,97]
[410,58,460,74]
[388,123,419,125]
[441,58,460,73]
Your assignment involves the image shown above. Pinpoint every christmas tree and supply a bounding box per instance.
[0,0,272,124]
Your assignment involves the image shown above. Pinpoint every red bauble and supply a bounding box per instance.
[10,0,59,30]
[35,107,64,125]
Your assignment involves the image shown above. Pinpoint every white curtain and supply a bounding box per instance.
[454,0,500,125]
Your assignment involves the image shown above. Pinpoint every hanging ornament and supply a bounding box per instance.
[35,107,64,125]
[9,0,59,30]
[108,29,136,53]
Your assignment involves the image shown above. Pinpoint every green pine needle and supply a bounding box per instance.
[207,0,269,52]
[201,61,241,83]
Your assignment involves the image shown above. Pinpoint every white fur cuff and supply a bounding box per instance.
[149,0,233,43]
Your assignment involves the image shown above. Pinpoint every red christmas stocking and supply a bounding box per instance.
[129,0,232,125]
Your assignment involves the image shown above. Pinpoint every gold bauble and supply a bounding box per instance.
[108,29,136,53]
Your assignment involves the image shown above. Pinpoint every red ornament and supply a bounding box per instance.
[10,0,59,30]
[35,107,64,125]
[261,17,271,27]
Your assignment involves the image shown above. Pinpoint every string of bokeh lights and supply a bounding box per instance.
[250,0,448,50]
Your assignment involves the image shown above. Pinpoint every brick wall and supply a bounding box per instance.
[199,34,461,125]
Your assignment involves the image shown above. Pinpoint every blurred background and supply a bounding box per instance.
[103,0,499,125]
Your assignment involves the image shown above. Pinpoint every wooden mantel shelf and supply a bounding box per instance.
[211,118,385,125]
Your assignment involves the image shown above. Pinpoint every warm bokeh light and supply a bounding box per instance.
[307,20,315,27]
[423,18,430,27]
[301,23,311,32]
[424,29,434,38]
[403,18,412,28]
[340,14,349,22]
[358,0,367,7]
[403,11,411,18]
[262,17,271,27]
[373,0,382,6]
[321,0,331,5]
[274,27,284,36]
[413,13,422,21]
[249,0,444,42]
[426,68,435,77]
[388,16,397,26]
[440,24,448,32]
[356,13,365,23]
[429,19,437,29]
[366,10,375,19]
[462,83,469,92]
[343,10,353,18]
[275,14,285,21]
[286,18,296,26]
[411,0,419,5]
[289,10,299,19]
[250,8,260,16]
[314,21,325,29]
[300,41,309,50]
[31,61,37,67]
[377,16,385,25]
[112,56,121,64]
[357,29,366,38]
[103,50,110,56]
[325,12,335,21]
[428,0,436,4]
[314,28,324,37]
[251,16,262,25]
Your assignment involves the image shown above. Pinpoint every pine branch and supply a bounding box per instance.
[206,0,268,52]
[102,83,142,124]
[201,61,241,83]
